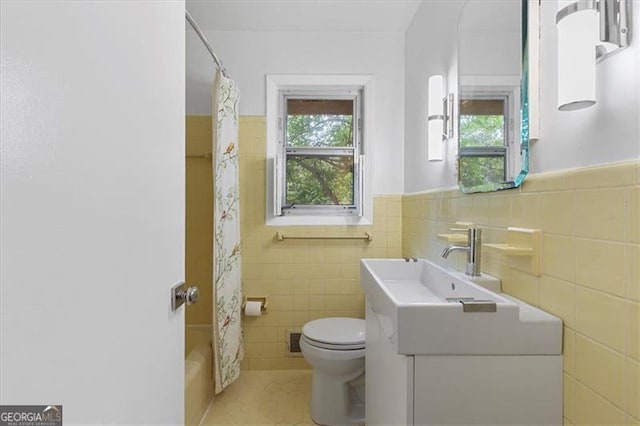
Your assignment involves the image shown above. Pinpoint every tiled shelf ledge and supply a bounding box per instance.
[438,222,475,244]
[437,233,468,244]
[483,227,541,276]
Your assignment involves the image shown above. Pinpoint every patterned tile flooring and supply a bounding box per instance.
[200,370,314,425]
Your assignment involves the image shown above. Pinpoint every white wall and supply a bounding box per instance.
[1,2,185,424]
[533,0,640,171]
[404,1,465,193]
[187,30,406,195]
[405,0,640,193]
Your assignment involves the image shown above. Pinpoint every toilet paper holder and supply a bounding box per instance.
[242,297,268,314]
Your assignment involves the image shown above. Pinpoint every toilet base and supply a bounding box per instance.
[310,370,365,426]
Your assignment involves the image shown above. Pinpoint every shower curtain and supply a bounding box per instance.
[211,69,243,394]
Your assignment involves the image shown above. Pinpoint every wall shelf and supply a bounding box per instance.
[438,233,469,244]
[438,222,475,244]
[482,244,534,256]
[482,227,541,276]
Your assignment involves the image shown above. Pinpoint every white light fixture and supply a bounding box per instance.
[428,75,453,161]
[556,0,631,111]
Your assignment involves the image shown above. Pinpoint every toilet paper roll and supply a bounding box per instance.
[244,301,262,317]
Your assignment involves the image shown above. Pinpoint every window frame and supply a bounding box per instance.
[458,90,514,185]
[279,90,363,216]
[265,74,374,227]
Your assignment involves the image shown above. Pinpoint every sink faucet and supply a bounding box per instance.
[440,228,482,277]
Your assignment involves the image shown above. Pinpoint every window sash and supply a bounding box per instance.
[458,147,508,183]
[459,92,511,150]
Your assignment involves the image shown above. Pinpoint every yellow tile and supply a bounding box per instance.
[626,414,640,425]
[510,193,540,228]
[293,295,309,311]
[261,327,279,343]
[489,194,510,228]
[627,358,640,419]
[574,381,626,425]
[628,245,640,302]
[543,235,576,282]
[575,287,626,352]
[575,239,626,297]
[540,276,576,328]
[564,373,576,423]
[567,162,637,190]
[388,198,402,217]
[629,187,639,243]
[472,195,492,227]
[564,328,576,375]
[507,270,539,306]
[574,189,626,241]
[437,197,455,222]
[340,264,359,280]
[521,170,568,192]
[628,302,640,361]
[272,295,293,311]
[540,191,575,236]
[324,279,342,295]
[309,279,324,295]
[276,280,294,295]
[278,263,297,283]
[244,342,262,358]
[292,280,311,295]
[276,311,293,327]
[386,217,402,234]
[575,333,626,409]
[293,311,309,327]
[308,295,325,311]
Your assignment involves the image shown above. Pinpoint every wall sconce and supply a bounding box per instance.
[556,0,631,111]
[428,75,454,161]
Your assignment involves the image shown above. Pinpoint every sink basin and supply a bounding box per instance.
[360,258,562,355]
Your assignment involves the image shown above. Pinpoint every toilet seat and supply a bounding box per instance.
[301,334,365,351]
[302,318,365,350]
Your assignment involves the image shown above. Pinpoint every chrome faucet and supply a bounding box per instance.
[440,228,482,277]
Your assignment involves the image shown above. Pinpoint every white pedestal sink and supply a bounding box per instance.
[361,258,563,426]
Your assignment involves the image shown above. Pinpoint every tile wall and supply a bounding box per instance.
[402,161,640,425]
[239,116,402,369]
[185,116,214,350]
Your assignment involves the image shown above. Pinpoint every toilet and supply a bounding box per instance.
[300,317,365,426]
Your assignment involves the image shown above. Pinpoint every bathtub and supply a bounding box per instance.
[185,326,214,425]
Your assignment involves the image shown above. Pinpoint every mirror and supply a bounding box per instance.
[457,0,532,193]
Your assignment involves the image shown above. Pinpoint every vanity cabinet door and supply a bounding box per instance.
[413,355,562,425]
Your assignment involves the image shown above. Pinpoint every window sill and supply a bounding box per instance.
[266,215,373,227]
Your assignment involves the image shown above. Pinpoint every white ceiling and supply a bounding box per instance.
[186,0,422,32]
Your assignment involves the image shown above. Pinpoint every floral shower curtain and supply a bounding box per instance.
[211,69,243,394]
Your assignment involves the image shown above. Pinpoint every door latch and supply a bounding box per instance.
[171,281,199,311]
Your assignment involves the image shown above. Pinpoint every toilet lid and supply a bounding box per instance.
[302,318,365,347]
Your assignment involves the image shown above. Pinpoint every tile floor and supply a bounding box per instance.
[200,370,314,425]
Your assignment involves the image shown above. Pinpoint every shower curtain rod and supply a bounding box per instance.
[185,10,228,78]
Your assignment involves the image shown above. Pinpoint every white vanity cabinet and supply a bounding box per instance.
[361,259,563,426]
[365,301,414,425]
[365,302,563,426]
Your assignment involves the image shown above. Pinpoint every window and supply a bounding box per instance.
[458,91,513,189]
[275,90,363,216]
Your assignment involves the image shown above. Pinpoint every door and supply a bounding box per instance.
[0,1,186,424]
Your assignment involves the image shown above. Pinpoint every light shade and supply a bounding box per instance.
[556,1,599,111]
[428,75,444,161]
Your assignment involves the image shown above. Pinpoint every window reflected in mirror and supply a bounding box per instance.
[459,95,510,189]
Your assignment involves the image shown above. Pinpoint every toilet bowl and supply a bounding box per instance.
[300,317,365,426]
